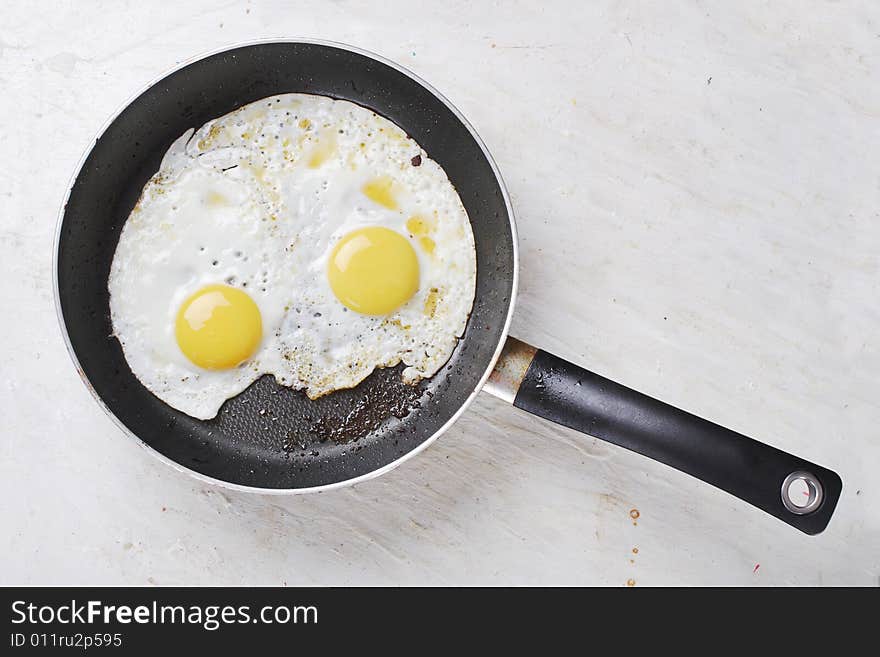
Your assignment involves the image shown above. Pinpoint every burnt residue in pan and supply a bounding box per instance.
[203,363,428,461]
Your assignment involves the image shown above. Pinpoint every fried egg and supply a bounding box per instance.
[109,94,476,420]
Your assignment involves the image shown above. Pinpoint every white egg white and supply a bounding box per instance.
[109,94,477,420]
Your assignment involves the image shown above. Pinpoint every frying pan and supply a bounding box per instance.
[55,40,842,535]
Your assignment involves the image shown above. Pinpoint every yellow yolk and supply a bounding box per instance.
[175,284,262,370]
[328,227,419,315]
[362,176,398,210]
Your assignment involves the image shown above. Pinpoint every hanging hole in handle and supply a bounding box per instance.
[781,471,823,515]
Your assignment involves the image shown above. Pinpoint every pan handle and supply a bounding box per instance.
[483,337,842,535]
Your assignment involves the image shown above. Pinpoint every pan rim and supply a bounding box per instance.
[53,37,519,495]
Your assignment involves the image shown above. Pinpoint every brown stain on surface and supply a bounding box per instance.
[597,492,620,510]
[626,579,636,587]
[630,508,640,525]
[487,337,538,397]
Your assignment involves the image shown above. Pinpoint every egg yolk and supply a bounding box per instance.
[327,227,419,315]
[175,284,262,370]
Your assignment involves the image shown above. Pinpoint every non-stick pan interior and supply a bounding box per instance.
[57,42,515,488]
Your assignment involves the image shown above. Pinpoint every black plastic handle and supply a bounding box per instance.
[513,348,842,534]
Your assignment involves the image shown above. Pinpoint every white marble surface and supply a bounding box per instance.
[1,0,878,586]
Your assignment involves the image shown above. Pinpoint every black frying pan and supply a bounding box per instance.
[55,40,841,535]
